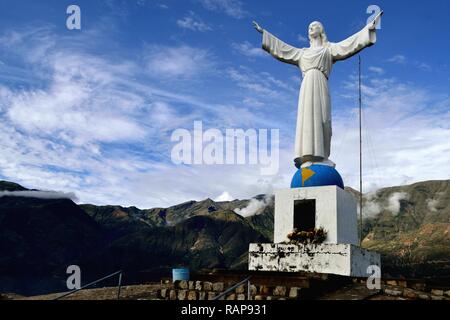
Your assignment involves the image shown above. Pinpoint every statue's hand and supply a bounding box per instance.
[253,21,263,33]
[368,10,383,30]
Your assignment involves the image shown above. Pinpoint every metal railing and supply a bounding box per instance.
[54,270,123,300]
[213,276,252,300]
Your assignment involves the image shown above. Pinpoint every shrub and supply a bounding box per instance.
[287,227,327,244]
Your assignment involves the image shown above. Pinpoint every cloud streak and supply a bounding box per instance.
[0,190,77,201]
[145,44,214,78]
[177,11,212,32]
[198,0,247,18]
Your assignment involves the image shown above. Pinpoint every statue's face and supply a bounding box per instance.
[308,22,322,39]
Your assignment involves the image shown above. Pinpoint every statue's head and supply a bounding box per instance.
[308,21,328,45]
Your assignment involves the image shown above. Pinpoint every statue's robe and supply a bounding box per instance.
[262,25,376,164]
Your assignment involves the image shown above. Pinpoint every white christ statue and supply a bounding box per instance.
[253,12,382,169]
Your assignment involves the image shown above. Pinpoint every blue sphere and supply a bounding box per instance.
[291,164,344,189]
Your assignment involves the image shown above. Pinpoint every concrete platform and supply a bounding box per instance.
[249,243,380,278]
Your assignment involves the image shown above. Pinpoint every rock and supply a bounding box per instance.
[418,294,431,300]
[273,286,287,296]
[188,281,195,290]
[178,280,188,290]
[237,294,246,300]
[178,290,187,300]
[226,294,236,300]
[250,285,257,296]
[213,282,224,292]
[398,280,407,288]
[289,287,301,299]
[403,289,418,299]
[386,280,397,286]
[203,282,213,291]
[235,285,245,294]
[384,289,402,296]
[266,296,273,300]
[260,286,272,295]
[169,290,177,300]
[445,290,450,297]
[411,283,426,291]
[199,291,206,300]
[159,288,167,299]
[207,292,216,300]
[431,289,444,296]
[254,295,264,300]
[187,291,197,300]
[195,281,202,291]
[431,295,444,300]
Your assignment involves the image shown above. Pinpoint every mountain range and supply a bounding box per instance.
[0,179,448,295]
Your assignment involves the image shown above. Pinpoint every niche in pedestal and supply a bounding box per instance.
[294,199,316,231]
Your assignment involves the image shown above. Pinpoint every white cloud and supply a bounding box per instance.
[426,198,439,212]
[177,12,212,32]
[234,195,272,217]
[199,0,246,18]
[232,41,267,57]
[215,191,234,201]
[360,191,410,219]
[386,54,431,71]
[333,76,450,192]
[386,192,409,215]
[0,25,290,208]
[243,97,265,108]
[368,66,384,74]
[387,54,406,64]
[361,191,382,219]
[0,190,77,201]
[145,45,214,78]
[226,67,295,98]
[3,52,147,146]
[415,62,431,71]
[232,41,265,57]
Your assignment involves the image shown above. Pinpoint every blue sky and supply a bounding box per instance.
[0,0,449,208]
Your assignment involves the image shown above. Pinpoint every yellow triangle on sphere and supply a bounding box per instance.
[301,167,315,186]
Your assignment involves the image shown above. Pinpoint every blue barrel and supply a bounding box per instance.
[172,268,189,282]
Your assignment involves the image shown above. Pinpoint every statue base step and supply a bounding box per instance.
[248,243,380,277]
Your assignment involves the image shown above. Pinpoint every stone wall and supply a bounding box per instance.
[157,280,303,301]
[353,278,450,300]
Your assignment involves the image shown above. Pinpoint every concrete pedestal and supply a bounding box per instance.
[274,186,358,245]
[248,243,380,277]
[248,185,381,277]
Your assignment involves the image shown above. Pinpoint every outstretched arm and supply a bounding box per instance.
[253,21,263,33]
[253,21,302,66]
[330,11,383,62]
